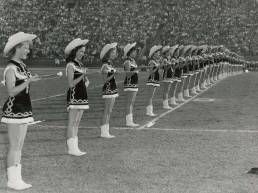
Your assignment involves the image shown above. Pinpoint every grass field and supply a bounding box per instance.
[1,68,258,193]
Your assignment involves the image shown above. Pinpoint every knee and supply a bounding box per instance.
[75,119,81,127]
[9,145,20,152]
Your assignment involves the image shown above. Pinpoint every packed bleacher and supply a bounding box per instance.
[0,0,258,66]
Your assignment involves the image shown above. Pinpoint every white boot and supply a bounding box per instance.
[200,82,206,90]
[67,137,86,156]
[146,105,157,116]
[178,92,185,102]
[169,97,178,105]
[204,80,209,87]
[100,124,115,138]
[74,136,86,155]
[183,89,191,98]
[190,87,197,95]
[207,78,211,85]
[162,100,172,109]
[7,164,32,190]
[196,85,201,92]
[126,114,139,127]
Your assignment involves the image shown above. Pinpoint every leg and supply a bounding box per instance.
[146,86,157,116]
[178,77,185,102]
[102,98,115,125]
[126,91,139,126]
[183,76,192,98]
[162,82,172,109]
[7,124,25,167]
[169,81,178,105]
[196,71,202,92]
[67,109,78,139]
[7,124,32,190]
[102,98,111,126]
[67,109,86,156]
[101,98,116,138]
[200,70,206,89]
[190,73,198,95]
[74,110,86,154]
[74,110,84,137]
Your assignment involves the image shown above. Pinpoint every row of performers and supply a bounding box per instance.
[0,32,244,190]
[244,61,258,71]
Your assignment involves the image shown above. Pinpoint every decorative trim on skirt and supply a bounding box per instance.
[67,104,89,110]
[124,88,139,92]
[102,93,119,98]
[146,82,160,87]
[1,116,34,124]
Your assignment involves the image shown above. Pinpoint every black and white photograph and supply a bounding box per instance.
[0,0,258,192]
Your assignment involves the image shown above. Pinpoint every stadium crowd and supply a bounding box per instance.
[0,0,258,65]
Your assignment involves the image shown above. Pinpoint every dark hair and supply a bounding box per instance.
[101,48,115,63]
[172,47,179,58]
[136,41,145,49]
[162,49,170,57]
[150,48,161,60]
[127,47,138,57]
[66,45,85,63]
[7,43,24,58]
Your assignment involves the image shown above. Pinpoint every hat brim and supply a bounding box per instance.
[3,33,37,56]
[124,42,137,57]
[162,46,170,54]
[182,45,193,56]
[149,45,162,58]
[65,39,89,55]
[100,43,117,60]
[178,45,185,57]
[170,45,179,56]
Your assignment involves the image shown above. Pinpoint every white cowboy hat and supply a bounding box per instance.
[182,45,193,56]
[161,45,170,54]
[169,44,179,56]
[64,38,89,55]
[123,42,136,57]
[3,32,37,56]
[149,45,162,58]
[100,42,117,60]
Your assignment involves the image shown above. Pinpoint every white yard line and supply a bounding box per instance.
[32,93,66,102]
[136,78,224,130]
[33,124,258,134]
[113,127,258,133]
[35,124,99,129]
[31,77,222,127]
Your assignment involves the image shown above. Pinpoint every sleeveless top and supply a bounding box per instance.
[66,60,89,110]
[101,61,118,98]
[123,57,138,91]
[146,59,160,86]
[1,60,34,123]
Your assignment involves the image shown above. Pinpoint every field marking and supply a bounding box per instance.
[20,124,258,134]
[34,124,99,129]
[32,93,65,102]
[31,80,125,102]
[27,77,223,128]
[113,127,258,133]
[137,78,224,130]
[1,68,133,103]
[192,98,215,102]
[30,76,147,102]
